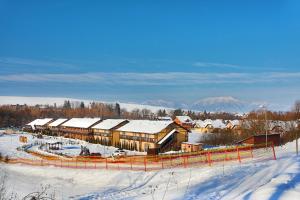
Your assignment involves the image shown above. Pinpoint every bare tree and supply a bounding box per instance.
[21,185,55,200]
[293,100,300,119]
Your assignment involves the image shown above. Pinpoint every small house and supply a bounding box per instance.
[181,142,203,152]
[236,133,281,146]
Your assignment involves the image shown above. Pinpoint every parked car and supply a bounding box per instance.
[112,149,126,157]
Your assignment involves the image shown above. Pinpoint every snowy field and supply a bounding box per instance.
[0,132,299,199]
[0,133,146,159]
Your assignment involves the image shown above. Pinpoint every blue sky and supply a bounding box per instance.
[0,0,300,109]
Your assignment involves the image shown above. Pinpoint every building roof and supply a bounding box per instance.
[61,118,101,128]
[194,120,205,128]
[176,116,193,123]
[117,120,173,134]
[27,119,40,126]
[48,118,69,127]
[27,118,53,126]
[92,119,128,130]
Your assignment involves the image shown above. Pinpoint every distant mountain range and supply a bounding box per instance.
[0,96,286,114]
[143,96,261,113]
[144,96,292,113]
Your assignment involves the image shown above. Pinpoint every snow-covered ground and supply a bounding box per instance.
[1,132,299,199]
[0,133,146,159]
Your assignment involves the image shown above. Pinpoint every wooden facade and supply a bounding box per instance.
[237,134,281,146]
[181,142,202,152]
[60,118,102,141]
[115,122,188,152]
[92,119,129,146]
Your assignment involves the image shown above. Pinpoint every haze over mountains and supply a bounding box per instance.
[143,96,264,113]
[0,96,288,113]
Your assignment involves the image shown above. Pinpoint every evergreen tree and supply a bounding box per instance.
[115,103,121,117]
[80,101,85,109]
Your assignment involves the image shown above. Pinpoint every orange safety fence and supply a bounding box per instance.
[3,143,277,171]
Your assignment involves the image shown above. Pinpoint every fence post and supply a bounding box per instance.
[225,150,228,161]
[183,156,186,168]
[144,157,147,172]
[237,146,241,163]
[161,157,164,169]
[206,152,209,165]
[272,142,277,160]
[208,152,212,166]
[61,159,62,167]
[130,158,133,170]
[250,146,253,159]
[105,158,108,169]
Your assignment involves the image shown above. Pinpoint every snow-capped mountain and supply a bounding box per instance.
[144,96,262,113]
[191,96,259,113]
[142,99,176,109]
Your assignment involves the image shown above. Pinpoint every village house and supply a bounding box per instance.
[181,142,203,153]
[174,115,194,130]
[194,119,226,133]
[60,118,101,141]
[115,120,189,153]
[48,118,69,136]
[226,119,243,134]
[92,119,129,146]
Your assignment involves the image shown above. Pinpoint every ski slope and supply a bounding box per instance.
[0,138,299,199]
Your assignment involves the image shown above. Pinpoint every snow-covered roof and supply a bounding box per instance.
[92,119,128,130]
[194,120,205,128]
[61,118,101,128]
[204,119,213,125]
[27,119,40,126]
[27,118,53,126]
[176,116,193,123]
[158,129,176,145]
[211,119,226,129]
[48,118,68,127]
[117,120,173,134]
[268,120,298,131]
[228,120,240,126]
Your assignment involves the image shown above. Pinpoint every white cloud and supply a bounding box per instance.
[0,57,75,68]
[0,72,300,86]
[193,62,240,69]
